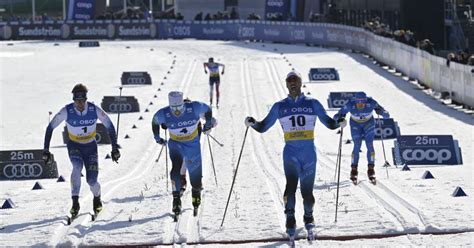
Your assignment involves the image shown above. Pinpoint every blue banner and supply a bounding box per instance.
[308,68,340,81]
[264,0,290,21]
[327,92,358,109]
[393,135,463,165]
[68,0,96,20]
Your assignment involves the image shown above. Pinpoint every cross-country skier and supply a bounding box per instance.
[152,91,216,219]
[203,57,225,107]
[244,71,345,241]
[42,83,120,221]
[333,91,390,184]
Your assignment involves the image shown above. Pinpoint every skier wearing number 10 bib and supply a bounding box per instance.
[244,71,342,241]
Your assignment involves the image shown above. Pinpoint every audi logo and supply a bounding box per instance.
[108,103,133,112]
[332,99,349,107]
[3,163,43,178]
[126,77,146,84]
[312,73,336,80]
[375,127,394,137]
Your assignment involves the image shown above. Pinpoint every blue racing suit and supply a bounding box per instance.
[44,102,117,197]
[251,93,339,220]
[333,98,389,167]
[152,101,212,196]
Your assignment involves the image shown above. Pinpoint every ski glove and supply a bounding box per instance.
[337,117,347,129]
[204,70,208,74]
[203,118,217,135]
[161,123,168,130]
[221,70,225,75]
[244,117,256,127]
[111,147,121,163]
[42,150,52,164]
[155,137,167,145]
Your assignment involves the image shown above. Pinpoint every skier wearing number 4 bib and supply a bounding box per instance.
[42,84,120,223]
[152,91,217,220]
[333,92,389,185]
[244,71,343,241]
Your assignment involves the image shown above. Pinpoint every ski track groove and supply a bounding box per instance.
[241,58,287,236]
[268,56,428,237]
[50,139,161,246]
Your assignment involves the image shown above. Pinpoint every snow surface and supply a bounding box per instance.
[0,40,473,247]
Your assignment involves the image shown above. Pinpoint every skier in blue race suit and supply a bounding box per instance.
[244,71,345,238]
[152,91,216,217]
[42,83,120,218]
[333,91,390,183]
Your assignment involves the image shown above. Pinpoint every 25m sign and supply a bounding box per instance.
[392,135,463,166]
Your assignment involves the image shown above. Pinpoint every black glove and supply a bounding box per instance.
[161,123,168,130]
[244,117,256,127]
[111,147,121,163]
[336,117,347,128]
[156,137,167,145]
[42,150,52,164]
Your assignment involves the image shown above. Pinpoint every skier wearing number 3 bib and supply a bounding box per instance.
[244,71,342,241]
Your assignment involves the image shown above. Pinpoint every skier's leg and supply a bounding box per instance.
[83,142,100,197]
[283,145,299,233]
[67,141,84,197]
[299,146,316,226]
[350,123,363,166]
[216,81,220,106]
[364,123,376,165]
[209,81,214,105]
[168,142,184,194]
[185,145,203,208]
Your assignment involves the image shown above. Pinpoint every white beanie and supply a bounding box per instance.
[286,70,302,82]
[168,91,184,107]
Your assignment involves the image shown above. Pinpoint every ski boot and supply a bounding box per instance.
[93,195,103,215]
[172,192,181,221]
[180,175,187,196]
[350,165,358,185]
[304,215,315,241]
[192,188,201,217]
[368,164,376,185]
[286,216,296,247]
[67,196,80,225]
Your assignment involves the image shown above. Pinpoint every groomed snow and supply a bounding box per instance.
[0,40,473,247]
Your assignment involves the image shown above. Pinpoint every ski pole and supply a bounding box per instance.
[334,128,343,182]
[208,134,224,147]
[154,144,165,163]
[221,126,249,227]
[116,87,123,139]
[335,127,344,223]
[48,111,52,123]
[207,135,218,187]
[377,115,393,179]
[165,131,169,191]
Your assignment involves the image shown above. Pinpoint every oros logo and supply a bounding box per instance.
[173,26,191,36]
[177,120,197,127]
[79,119,96,125]
[401,149,452,164]
[3,163,43,179]
[108,103,133,112]
[267,0,285,7]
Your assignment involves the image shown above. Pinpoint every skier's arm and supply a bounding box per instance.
[333,101,351,120]
[371,99,390,118]
[152,110,166,141]
[313,100,339,130]
[44,107,67,150]
[194,101,212,124]
[219,63,225,74]
[252,103,279,133]
[96,106,118,147]
[203,63,208,74]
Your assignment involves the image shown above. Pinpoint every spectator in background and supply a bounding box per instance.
[468,55,474,65]
[194,12,203,21]
[447,52,458,66]
[176,12,184,20]
[230,7,239,19]
[419,39,435,55]
[204,13,212,21]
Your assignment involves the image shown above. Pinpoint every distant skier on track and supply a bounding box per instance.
[203,57,225,108]
[152,91,216,220]
[244,71,344,242]
[42,83,120,223]
[333,91,390,185]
